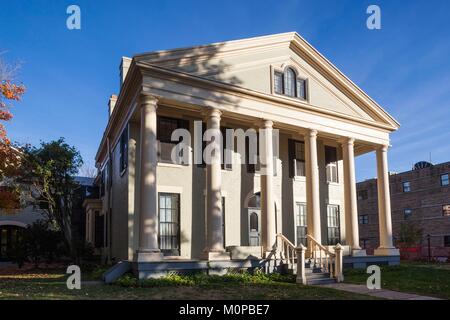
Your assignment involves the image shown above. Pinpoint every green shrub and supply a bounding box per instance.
[114,269,295,288]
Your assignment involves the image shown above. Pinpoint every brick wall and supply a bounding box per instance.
[357,162,450,259]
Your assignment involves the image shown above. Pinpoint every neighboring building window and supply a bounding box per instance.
[273,67,307,100]
[288,140,305,178]
[158,193,180,256]
[327,205,340,245]
[295,203,307,246]
[359,215,369,225]
[404,208,412,220]
[402,181,411,192]
[325,146,338,183]
[119,127,128,173]
[441,174,449,186]
[444,236,450,247]
[443,204,450,216]
[157,116,189,164]
[357,190,368,200]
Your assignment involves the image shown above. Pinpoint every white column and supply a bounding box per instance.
[135,95,163,262]
[202,108,230,261]
[305,129,321,244]
[374,145,399,256]
[342,137,366,256]
[260,120,276,255]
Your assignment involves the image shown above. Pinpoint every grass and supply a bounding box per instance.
[344,261,450,299]
[0,269,375,300]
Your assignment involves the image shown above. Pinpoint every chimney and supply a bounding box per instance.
[108,95,118,117]
[119,56,132,87]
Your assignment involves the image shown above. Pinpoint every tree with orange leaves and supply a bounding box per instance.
[0,55,25,178]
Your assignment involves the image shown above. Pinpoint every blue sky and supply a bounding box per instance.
[1,0,449,181]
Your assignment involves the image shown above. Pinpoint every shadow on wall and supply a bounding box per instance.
[137,41,244,112]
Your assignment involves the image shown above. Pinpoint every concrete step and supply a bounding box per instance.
[307,277,337,285]
[306,272,331,280]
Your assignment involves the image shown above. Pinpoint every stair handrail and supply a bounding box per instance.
[306,234,343,282]
[276,233,296,268]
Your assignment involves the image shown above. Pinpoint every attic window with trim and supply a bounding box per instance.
[273,67,307,100]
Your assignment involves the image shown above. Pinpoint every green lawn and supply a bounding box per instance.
[344,262,450,299]
[0,269,374,300]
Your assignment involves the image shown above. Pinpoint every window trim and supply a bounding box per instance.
[158,192,181,256]
[326,204,341,245]
[271,65,309,102]
[294,202,307,247]
[325,145,338,183]
[402,181,411,193]
[440,173,449,186]
[157,116,190,165]
[443,204,450,217]
[403,208,413,220]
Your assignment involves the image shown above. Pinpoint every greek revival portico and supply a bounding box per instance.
[134,91,399,261]
[95,33,401,275]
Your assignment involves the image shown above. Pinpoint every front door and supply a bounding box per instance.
[248,209,261,246]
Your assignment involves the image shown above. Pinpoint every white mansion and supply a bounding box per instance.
[92,32,400,280]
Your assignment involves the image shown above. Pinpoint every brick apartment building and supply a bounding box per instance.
[357,161,450,259]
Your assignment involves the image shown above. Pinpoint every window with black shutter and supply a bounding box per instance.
[246,134,259,173]
[157,116,189,164]
[119,127,128,173]
[288,139,305,178]
[325,146,338,183]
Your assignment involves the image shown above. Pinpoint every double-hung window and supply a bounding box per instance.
[325,146,338,183]
[158,193,180,256]
[157,116,189,164]
[327,205,340,245]
[288,140,305,178]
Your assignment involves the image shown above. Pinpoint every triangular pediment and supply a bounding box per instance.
[134,32,399,130]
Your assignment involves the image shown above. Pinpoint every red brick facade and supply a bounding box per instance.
[357,161,450,259]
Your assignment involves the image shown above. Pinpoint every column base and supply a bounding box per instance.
[134,249,164,262]
[351,249,367,257]
[201,251,231,261]
[374,247,400,256]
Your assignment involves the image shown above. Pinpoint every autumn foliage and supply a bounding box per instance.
[0,79,25,177]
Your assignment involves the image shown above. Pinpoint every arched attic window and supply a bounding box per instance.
[274,67,307,101]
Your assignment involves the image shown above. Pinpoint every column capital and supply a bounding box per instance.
[260,119,273,129]
[140,94,158,107]
[204,107,222,119]
[339,137,355,146]
[307,128,318,138]
[377,144,389,152]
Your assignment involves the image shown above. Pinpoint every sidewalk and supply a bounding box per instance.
[321,283,442,300]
